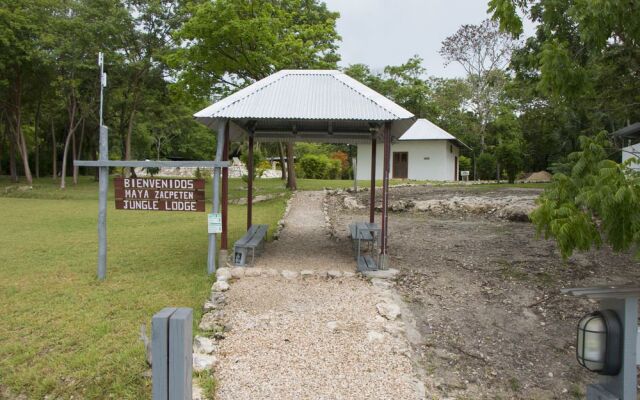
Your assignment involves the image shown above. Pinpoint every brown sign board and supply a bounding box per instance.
[114,177,205,212]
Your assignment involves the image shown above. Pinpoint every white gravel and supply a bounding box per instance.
[213,191,421,400]
[254,191,354,273]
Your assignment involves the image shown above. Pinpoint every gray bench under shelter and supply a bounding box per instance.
[233,224,268,266]
[349,222,381,271]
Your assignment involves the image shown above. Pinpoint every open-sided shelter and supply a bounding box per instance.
[194,70,415,270]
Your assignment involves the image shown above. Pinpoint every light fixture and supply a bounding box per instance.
[576,310,622,375]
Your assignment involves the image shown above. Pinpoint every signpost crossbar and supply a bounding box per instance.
[74,160,229,168]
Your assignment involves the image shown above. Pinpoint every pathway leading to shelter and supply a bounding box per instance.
[207,191,424,400]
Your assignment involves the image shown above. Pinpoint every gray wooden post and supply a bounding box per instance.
[208,120,226,275]
[169,308,193,400]
[152,308,177,400]
[597,297,638,400]
[152,307,193,400]
[97,125,108,280]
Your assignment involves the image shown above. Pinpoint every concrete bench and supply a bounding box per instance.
[349,222,377,260]
[357,254,378,272]
[233,224,268,266]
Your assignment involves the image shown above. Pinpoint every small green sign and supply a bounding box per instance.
[208,213,222,233]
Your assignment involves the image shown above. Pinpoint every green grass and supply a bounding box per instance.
[0,176,287,398]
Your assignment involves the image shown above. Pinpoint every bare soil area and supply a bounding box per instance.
[328,185,640,399]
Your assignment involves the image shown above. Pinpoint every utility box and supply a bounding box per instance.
[152,307,193,400]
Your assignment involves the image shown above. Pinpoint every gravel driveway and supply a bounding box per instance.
[213,191,422,400]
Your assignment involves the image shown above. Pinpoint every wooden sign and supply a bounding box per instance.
[114,177,205,212]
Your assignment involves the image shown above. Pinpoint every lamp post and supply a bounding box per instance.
[562,286,640,400]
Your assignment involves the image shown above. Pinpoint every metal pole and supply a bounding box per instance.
[97,52,108,280]
[207,120,225,275]
[247,133,254,230]
[369,137,376,224]
[380,123,391,267]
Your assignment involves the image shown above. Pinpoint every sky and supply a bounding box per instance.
[323,0,534,79]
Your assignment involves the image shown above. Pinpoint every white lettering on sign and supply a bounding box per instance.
[124,178,195,190]
[123,200,160,210]
[165,201,197,211]
[154,190,195,200]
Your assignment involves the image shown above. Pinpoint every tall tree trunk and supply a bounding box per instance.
[73,118,85,185]
[8,123,17,183]
[286,142,297,190]
[9,72,33,186]
[60,96,81,189]
[0,116,4,176]
[278,142,287,181]
[51,119,57,180]
[34,98,41,179]
[71,121,76,183]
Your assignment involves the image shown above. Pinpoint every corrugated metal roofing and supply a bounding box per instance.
[194,70,414,121]
[399,118,456,140]
[400,118,471,150]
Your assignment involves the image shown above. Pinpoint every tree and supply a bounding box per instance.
[491,0,640,258]
[495,138,523,183]
[440,20,517,151]
[531,133,640,258]
[171,0,341,189]
[0,0,56,186]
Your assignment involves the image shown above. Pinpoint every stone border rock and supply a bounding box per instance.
[272,192,295,240]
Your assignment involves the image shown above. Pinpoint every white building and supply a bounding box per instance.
[356,118,470,181]
[614,123,640,171]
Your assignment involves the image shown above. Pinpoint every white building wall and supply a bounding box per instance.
[356,140,459,181]
[622,143,640,171]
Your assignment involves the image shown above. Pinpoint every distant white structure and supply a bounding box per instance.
[615,123,640,171]
[356,118,470,181]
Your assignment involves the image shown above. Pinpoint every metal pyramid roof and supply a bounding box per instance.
[194,70,414,121]
[400,118,471,150]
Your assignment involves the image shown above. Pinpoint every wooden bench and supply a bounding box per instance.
[233,224,268,266]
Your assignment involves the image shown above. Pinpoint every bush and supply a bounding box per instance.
[298,154,343,179]
[327,158,341,179]
[299,154,329,179]
[458,155,472,176]
[477,152,497,180]
[496,141,524,183]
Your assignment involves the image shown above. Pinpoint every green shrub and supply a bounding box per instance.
[477,152,497,180]
[326,159,341,179]
[496,140,524,183]
[299,154,331,179]
[458,155,472,176]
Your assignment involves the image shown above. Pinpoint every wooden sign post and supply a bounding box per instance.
[74,53,229,280]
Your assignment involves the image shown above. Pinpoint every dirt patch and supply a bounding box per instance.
[327,185,640,399]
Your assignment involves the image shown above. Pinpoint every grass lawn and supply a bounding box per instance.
[0,176,287,398]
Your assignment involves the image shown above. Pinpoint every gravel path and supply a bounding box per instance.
[214,191,421,400]
[255,191,354,272]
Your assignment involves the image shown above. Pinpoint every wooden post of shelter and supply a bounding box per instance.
[247,131,254,230]
[221,121,229,251]
[380,122,391,267]
[369,136,376,223]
